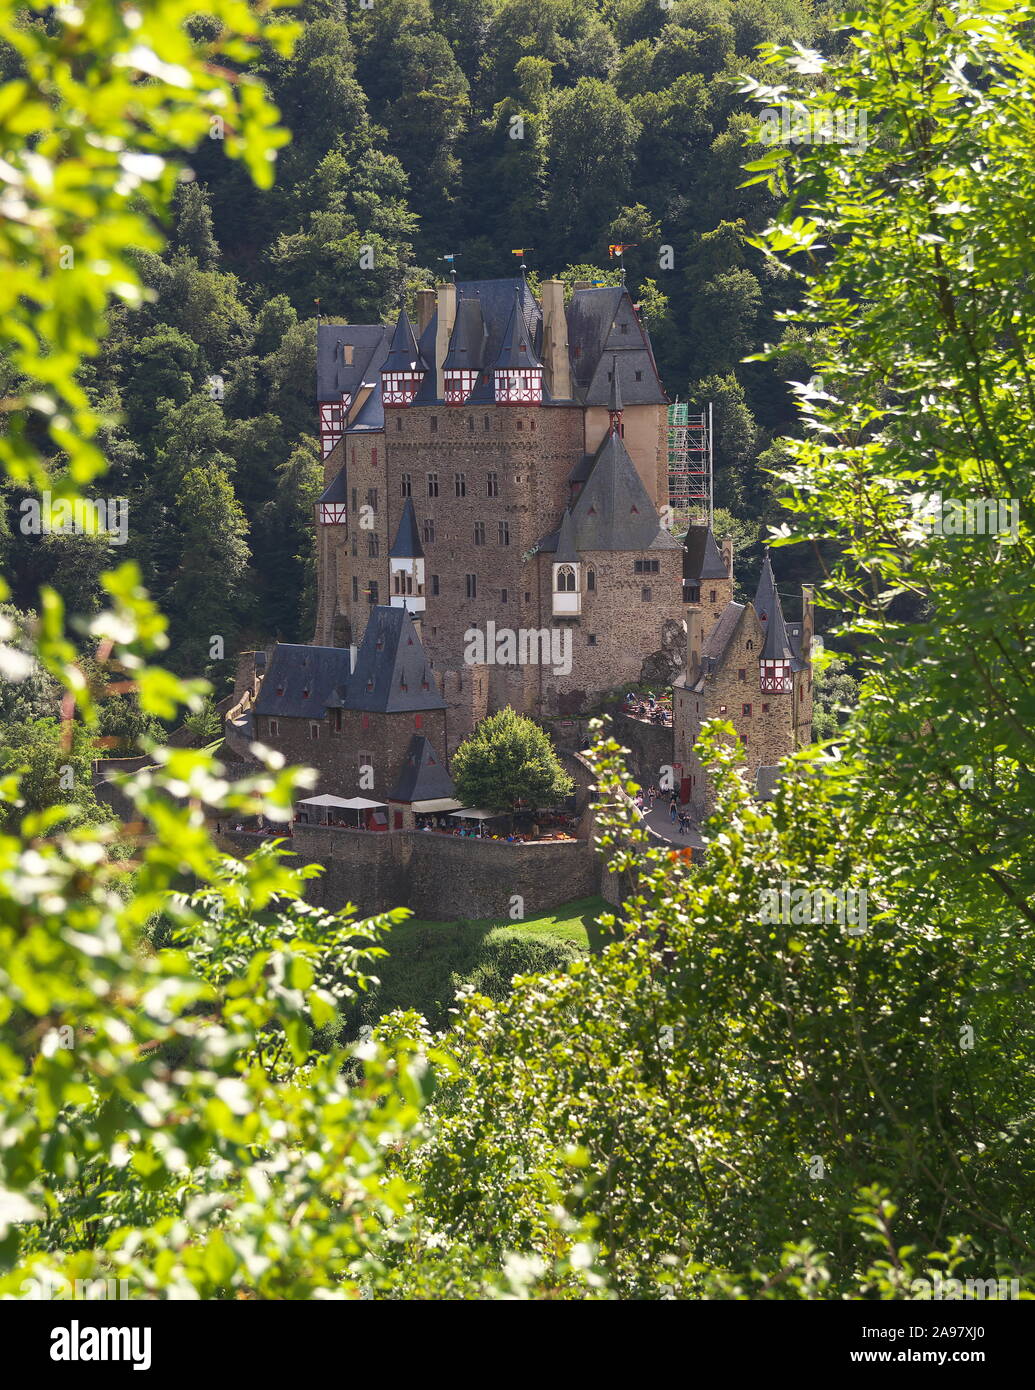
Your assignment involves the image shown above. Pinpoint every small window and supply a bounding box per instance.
[465,574,477,600]
[310,723,320,740]
[427,473,439,497]
[635,370,642,381]
[396,416,402,431]
[620,322,628,334]
[333,708,343,732]
[746,640,753,651]
[498,521,510,545]
[487,472,499,497]
[431,574,440,595]
[351,487,358,511]
[430,416,438,433]
[474,522,485,545]
[524,591,531,603]
[352,577,358,601]
[501,588,508,603]
[468,415,474,433]
[710,589,717,603]
[455,472,466,497]
[719,705,727,715]
[762,702,769,713]
[641,586,652,602]
[588,634,597,646]
[422,519,435,543]
[587,568,595,592]
[415,713,423,729]
[368,580,379,605]
[370,450,377,469]
[343,344,354,365]
[742,703,752,717]
[362,714,369,730]
[402,473,411,497]
[269,718,279,737]
[368,534,379,558]
[738,668,746,682]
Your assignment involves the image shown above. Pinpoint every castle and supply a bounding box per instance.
[228,274,813,834]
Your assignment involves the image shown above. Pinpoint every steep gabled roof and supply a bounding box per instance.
[569,428,671,551]
[567,286,667,405]
[442,297,488,371]
[753,552,794,661]
[389,497,423,559]
[684,524,728,581]
[383,303,428,373]
[347,378,385,432]
[388,734,455,803]
[346,606,446,713]
[254,644,352,719]
[316,324,392,402]
[493,287,543,371]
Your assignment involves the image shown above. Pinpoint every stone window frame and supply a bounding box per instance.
[742,703,752,717]
[474,521,486,545]
[498,520,510,545]
[309,723,320,741]
[269,718,279,737]
[454,472,466,498]
[641,585,652,602]
[487,471,499,497]
[401,473,412,497]
[587,568,596,591]
[422,519,435,544]
[431,574,440,595]
[465,573,477,600]
[427,472,439,497]
[556,564,577,593]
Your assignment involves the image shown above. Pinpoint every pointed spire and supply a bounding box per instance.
[754,551,793,660]
[383,302,426,373]
[389,496,423,559]
[493,287,543,370]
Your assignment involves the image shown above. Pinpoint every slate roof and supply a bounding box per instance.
[753,552,794,661]
[388,734,455,803]
[688,601,747,691]
[553,508,579,563]
[567,287,666,405]
[346,606,446,713]
[493,287,543,370]
[383,304,428,373]
[317,325,392,403]
[442,297,488,371]
[684,525,728,581]
[329,277,665,414]
[318,466,347,505]
[389,497,423,559]
[568,428,679,552]
[254,644,352,719]
[348,380,385,432]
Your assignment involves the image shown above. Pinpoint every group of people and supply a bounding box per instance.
[623,691,673,726]
[630,786,693,837]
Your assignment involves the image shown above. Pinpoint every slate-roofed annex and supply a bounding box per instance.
[567,428,681,552]
[388,734,455,803]
[346,605,446,713]
[684,524,728,581]
[254,644,352,719]
[316,324,393,403]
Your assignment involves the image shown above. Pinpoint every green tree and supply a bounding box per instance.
[451,707,574,817]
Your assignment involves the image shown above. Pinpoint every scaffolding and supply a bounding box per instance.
[667,399,712,530]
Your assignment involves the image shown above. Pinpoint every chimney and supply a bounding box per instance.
[573,280,592,291]
[802,584,815,663]
[721,535,734,581]
[686,609,702,679]
[416,288,436,337]
[541,278,571,401]
[434,281,456,401]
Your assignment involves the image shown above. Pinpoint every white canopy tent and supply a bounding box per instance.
[297,794,356,809]
[448,808,499,821]
[410,797,464,814]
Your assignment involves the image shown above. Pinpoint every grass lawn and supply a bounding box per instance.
[347,895,612,1033]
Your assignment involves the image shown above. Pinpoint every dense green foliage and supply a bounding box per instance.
[2,0,1035,1304]
[451,706,575,814]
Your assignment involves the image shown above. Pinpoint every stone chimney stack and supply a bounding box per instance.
[416,288,436,337]
[434,281,457,401]
[802,584,815,662]
[541,278,571,401]
[685,607,703,678]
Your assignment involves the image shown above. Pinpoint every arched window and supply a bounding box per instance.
[556,564,576,593]
[746,640,753,651]
[587,568,595,592]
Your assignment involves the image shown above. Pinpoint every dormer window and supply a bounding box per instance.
[444,370,478,403]
[494,366,543,404]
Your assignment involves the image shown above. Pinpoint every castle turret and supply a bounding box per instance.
[389,497,425,615]
[755,552,794,692]
[493,288,543,404]
[382,303,427,405]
